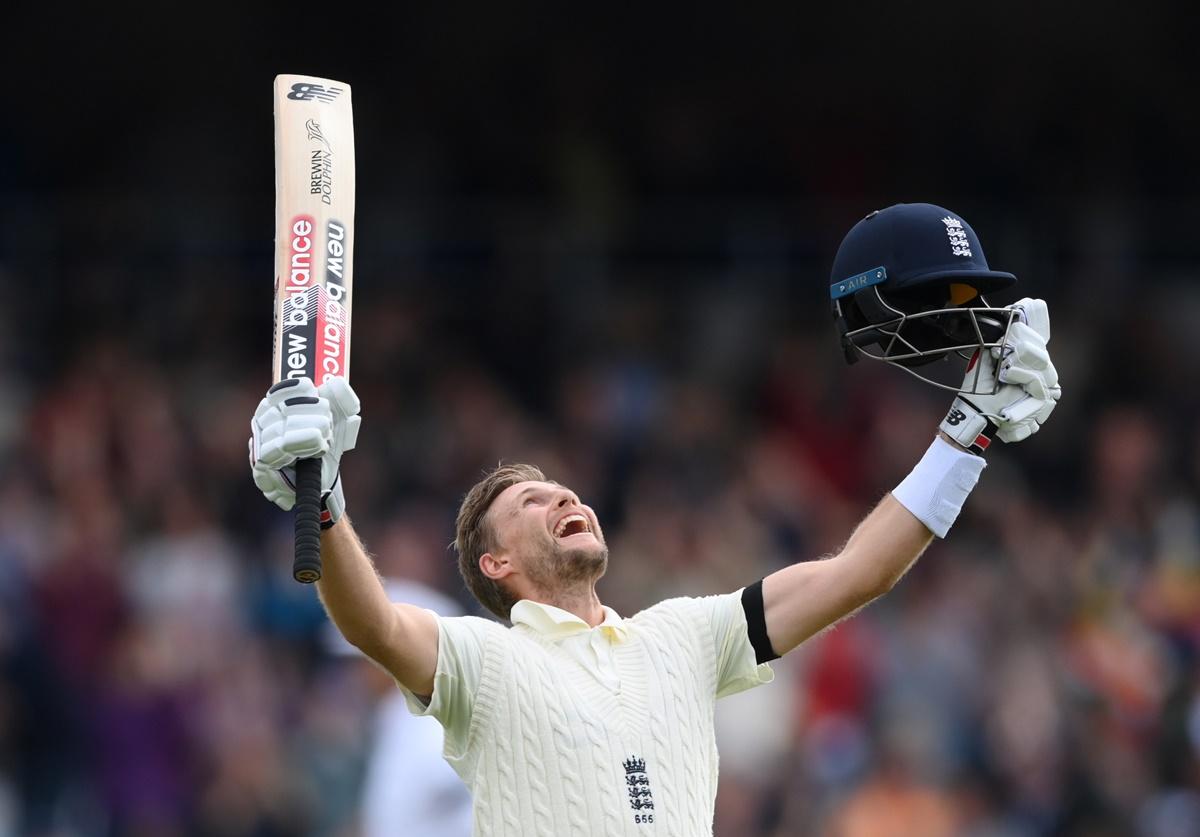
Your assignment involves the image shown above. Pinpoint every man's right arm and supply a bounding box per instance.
[249,377,441,698]
[317,516,439,697]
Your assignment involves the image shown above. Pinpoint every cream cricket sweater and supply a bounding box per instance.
[401,591,774,837]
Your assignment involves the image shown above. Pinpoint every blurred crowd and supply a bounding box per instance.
[1,183,1199,837]
[5,5,1199,833]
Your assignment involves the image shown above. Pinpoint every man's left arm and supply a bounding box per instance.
[759,297,1061,658]
[761,476,940,657]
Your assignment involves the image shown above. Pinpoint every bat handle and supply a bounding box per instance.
[292,457,323,583]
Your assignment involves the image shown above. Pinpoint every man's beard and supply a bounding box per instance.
[524,537,609,595]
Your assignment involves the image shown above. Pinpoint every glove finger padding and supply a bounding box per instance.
[248,376,363,527]
[253,461,297,510]
[996,421,1035,444]
[995,319,1057,402]
[999,351,1059,401]
[321,377,361,421]
[1008,297,1051,342]
[252,394,276,424]
[252,376,326,465]
[255,394,335,470]
[998,364,1048,401]
[1039,388,1061,418]
[279,397,334,458]
[319,378,362,454]
[994,382,1060,444]
[1002,323,1052,370]
[997,389,1046,424]
[267,376,320,406]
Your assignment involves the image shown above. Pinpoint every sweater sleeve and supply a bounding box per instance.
[695,589,776,699]
[398,614,495,760]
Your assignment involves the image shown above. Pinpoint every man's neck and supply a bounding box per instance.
[531,585,605,627]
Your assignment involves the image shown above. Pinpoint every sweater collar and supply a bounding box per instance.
[510,599,628,643]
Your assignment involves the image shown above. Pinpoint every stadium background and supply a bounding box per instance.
[4,6,1199,835]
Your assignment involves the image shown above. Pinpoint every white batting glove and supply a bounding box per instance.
[940,298,1062,453]
[248,376,361,527]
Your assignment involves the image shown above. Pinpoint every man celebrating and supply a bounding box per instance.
[249,203,1061,836]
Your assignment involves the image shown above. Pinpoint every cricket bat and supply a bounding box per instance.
[272,74,355,583]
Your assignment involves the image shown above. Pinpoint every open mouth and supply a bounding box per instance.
[553,513,592,539]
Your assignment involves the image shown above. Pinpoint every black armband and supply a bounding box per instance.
[741,579,780,664]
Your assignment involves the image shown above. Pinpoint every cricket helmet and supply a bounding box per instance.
[829,203,1019,393]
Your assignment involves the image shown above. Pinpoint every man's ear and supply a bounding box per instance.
[480,552,513,581]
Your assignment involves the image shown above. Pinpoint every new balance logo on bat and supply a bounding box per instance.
[288,83,344,103]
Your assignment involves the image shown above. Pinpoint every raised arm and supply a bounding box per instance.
[249,377,438,696]
[761,442,949,656]
[762,297,1061,657]
[317,517,438,696]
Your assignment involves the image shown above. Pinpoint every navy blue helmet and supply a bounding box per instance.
[830,203,1019,392]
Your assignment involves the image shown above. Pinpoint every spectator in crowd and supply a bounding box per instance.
[324,579,473,837]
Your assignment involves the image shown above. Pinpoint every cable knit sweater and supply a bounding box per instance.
[401,591,774,837]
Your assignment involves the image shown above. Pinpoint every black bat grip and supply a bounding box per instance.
[292,457,323,583]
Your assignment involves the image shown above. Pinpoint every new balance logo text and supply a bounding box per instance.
[944,408,967,426]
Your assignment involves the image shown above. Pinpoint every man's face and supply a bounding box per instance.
[485,480,608,592]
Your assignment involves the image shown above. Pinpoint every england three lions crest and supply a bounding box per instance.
[942,216,973,258]
[622,756,655,825]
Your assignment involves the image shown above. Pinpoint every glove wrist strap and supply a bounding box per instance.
[320,473,345,530]
[939,397,997,456]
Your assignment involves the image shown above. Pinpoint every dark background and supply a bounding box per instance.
[2,5,1198,836]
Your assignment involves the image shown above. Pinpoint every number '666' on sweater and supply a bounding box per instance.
[400,590,774,837]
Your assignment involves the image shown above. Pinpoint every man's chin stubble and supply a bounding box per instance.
[560,545,609,585]
[529,542,609,590]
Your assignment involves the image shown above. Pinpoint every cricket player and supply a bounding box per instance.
[249,203,1061,836]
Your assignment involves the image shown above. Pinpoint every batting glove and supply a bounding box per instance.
[249,376,362,527]
[940,298,1061,454]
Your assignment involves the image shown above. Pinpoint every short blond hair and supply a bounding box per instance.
[454,463,548,620]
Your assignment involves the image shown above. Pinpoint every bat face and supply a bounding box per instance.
[273,75,355,387]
